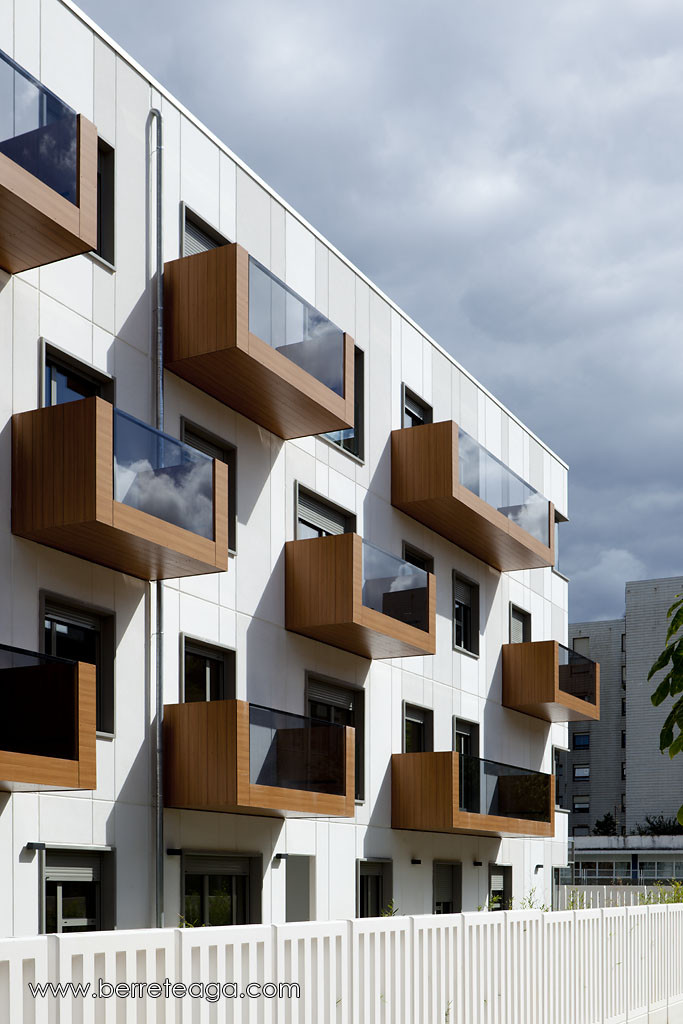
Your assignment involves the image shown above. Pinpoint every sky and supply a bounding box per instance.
[74,0,683,623]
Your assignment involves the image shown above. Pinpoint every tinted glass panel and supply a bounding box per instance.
[459,754,551,822]
[0,49,77,202]
[558,644,598,704]
[361,540,429,632]
[249,704,346,795]
[0,643,77,760]
[114,410,214,540]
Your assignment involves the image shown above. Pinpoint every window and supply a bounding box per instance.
[621,761,626,780]
[488,864,511,911]
[43,597,115,734]
[454,718,479,758]
[182,639,235,703]
[357,860,392,918]
[621,664,626,689]
[43,343,115,407]
[621,794,626,813]
[553,512,566,574]
[182,421,237,553]
[573,636,590,657]
[402,542,434,574]
[403,703,433,753]
[401,384,432,428]
[296,486,355,539]
[43,851,115,933]
[621,698,626,716]
[182,204,229,256]
[433,862,461,914]
[621,633,626,652]
[96,139,115,266]
[453,572,479,655]
[509,605,531,644]
[325,347,364,460]
[183,854,261,926]
[573,796,590,814]
[621,730,626,749]
[573,733,589,750]
[573,764,590,780]
[573,826,590,837]
[307,676,365,801]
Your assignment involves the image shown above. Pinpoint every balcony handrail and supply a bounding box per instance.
[558,641,596,668]
[0,642,77,666]
[458,751,548,778]
[248,701,347,733]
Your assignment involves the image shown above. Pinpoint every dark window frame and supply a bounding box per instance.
[295,484,356,540]
[403,701,434,754]
[181,418,237,553]
[573,732,590,750]
[180,201,230,257]
[453,717,480,758]
[305,671,365,802]
[95,137,115,267]
[324,346,364,461]
[402,542,434,575]
[509,603,531,644]
[433,861,462,914]
[41,339,115,408]
[573,796,590,814]
[180,635,236,704]
[453,571,480,656]
[40,591,115,736]
[401,383,433,429]
[356,859,392,918]
[181,851,262,926]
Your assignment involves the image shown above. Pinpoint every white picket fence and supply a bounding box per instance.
[555,885,675,909]
[2,906,683,1024]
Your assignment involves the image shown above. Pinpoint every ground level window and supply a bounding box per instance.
[488,864,511,911]
[357,860,392,918]
[433,862,461,914]
[182,855,261,926]
[43,851,115,933]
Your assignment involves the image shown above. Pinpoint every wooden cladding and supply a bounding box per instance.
[285,533,436,659]
[164,243,355,439]
[502,641,601,723]
[163,699,355,817]
[0,661,96,792]
[391,421,555,572]
[11,397,229,581]
[0,115,97,274]
[391,752,554,838]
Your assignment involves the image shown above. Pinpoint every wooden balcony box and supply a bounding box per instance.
[0,645,95,792]
[164,699,355,817]
[12,397,228,581]
[0,52,97,274]
[392,752,554,838]
[285,532,436,659]
[502,641,600,723]
[164,243,354,439]
[391,421,555,572]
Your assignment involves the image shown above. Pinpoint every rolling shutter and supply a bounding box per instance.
[511,607,528,644]
[307,679,355,711]
[454,577,472,608]
[433,864,454,904]
[297,490,349,536]
[45,853,101,883]
[184,215,223,257]
[184,855,251,876]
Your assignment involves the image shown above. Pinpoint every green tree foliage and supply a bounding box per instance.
[592,811,617,836]
[649,592,683,826]
[632,814,683,836]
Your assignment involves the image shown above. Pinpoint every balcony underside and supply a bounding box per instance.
[0,115,97,274]
[163,700,355,818]
[285,533,436,660]
[0,661,96,793]
[11,398,229,581]
[502,641,600,723]
[391,422,555,572]
[391,752,554,839]
[164,244,355,439]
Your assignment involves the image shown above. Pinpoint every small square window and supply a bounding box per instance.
[573,796,590,814]
[453,572,479,655]
[402,542,434,575]
[401,384,432,428]
[182,639,235,703]
[510,605,531,644]
[573,733,590,750]
[573,764,590,780]
[403,703,433,753]
[296,485,355,539]
[43,343,115,408]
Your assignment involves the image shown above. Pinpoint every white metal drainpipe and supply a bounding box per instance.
[150,106,164,929]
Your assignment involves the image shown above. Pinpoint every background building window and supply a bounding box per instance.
[573,796,590,814]
[357,860,392,918]
[296,486,355,539]
[307,676,364,801]
[573,636,590,657]
[573,764,590,780]
[573,733,590,750]
[403,703,433,753]
[402,542,434,574]
[183,639,235,702]
[182,421,237,553]
[621,761,626,780]
[96,139,115,266]
[622,730,626,749]
[325,347,364,460]
[453,573,479,655]
[43,597,115,734]
[621,698,626,716]
[509,605,531,644]
[401,384,432,428]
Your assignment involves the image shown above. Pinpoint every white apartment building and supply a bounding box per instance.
[0,0,596,936]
